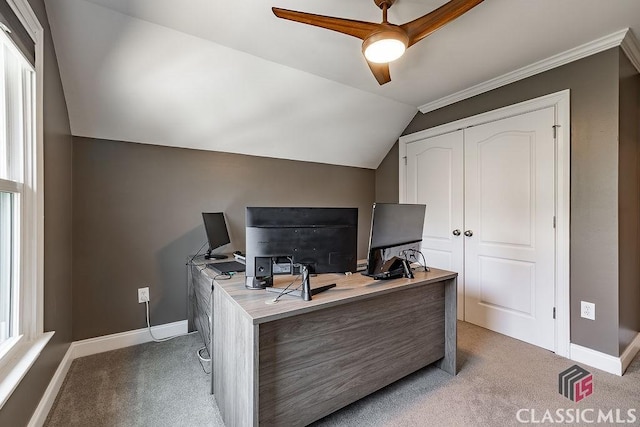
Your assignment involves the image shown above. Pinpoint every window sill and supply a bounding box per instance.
[0,331,54,409]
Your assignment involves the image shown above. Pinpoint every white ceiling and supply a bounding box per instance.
[44,0,640,169]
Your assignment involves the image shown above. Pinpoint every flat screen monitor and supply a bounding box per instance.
[245,207,358,289]
[365,203,426,275]
[202,212,231,260]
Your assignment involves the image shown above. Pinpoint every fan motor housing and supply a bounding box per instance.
[374,0,396,9]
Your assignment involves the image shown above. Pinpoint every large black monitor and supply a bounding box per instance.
[245,207,358,297]
[202,212,231,260]
[365,203,426,276]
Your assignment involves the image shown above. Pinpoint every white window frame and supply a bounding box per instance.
[0,0,52,409]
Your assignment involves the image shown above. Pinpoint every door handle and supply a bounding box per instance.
[452,229,461,236]
[464,230,473,237]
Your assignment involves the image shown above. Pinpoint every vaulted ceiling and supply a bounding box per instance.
[44,0,640,169]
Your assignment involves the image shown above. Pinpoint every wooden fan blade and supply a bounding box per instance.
[367,61,391,85]
[401,0,484,47]
[272,7,380,41]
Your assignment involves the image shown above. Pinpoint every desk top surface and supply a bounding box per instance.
[194,257,457,325]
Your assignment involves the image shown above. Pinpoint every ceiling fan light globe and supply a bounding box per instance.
[364,39,406,63]
[362,27,409,64]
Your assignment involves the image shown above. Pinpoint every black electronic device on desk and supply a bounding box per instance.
[367,256,413,280]
[202,212,231,260]
[364,203,426,280]
[207,260,246,275]
[244,206,358,300]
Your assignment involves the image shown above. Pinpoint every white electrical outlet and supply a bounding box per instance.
[138,287,150,303]
[581,301,595,320]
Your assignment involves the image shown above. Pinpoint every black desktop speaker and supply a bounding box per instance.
[255,257,273,277]
[246,257,273,290]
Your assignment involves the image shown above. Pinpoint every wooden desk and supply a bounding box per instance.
[190,260,457,426]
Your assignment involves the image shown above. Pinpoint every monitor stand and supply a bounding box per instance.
[362,256,414,280]
[246,276,272,290]
[204,250,228,260]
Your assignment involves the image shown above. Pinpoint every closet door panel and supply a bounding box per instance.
[464,107,556,351]
[406,131,465,319]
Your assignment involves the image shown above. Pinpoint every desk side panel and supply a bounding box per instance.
[438,277,457,375]
[187,263,195,332]
[213,287,257,427]
[191,264,213,354]
[259,283,445,426]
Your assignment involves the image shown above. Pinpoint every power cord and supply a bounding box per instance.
[400,248,430,272]
[145,300,190,342]
[186,241,209,266]
[271,274,303,303]
[268,258,303,303]
[197,346,211,374]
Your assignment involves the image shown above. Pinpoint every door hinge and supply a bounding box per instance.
[553,307,556,319]
[553,216,556,228]
[403,156,407,165]
[552,125,560,139]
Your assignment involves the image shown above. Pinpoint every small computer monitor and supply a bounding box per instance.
[202,212,231,260]
[365,203,426,275]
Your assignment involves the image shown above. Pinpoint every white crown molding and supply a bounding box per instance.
[419,28,631,114]
[621,30,640,73]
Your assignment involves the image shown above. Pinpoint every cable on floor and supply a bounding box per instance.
[197,346,211,374]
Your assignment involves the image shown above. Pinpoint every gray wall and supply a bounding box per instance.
[0,0,73,425]
[72,137,375,340]
[375,142,400,203]
[618,52,640,354]
[383,48,625,356]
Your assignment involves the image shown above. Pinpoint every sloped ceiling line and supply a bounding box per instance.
[44,0,640,168]
[45,0,417,170]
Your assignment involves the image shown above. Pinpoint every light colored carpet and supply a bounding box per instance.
[45,332,223,427]
[45,322,640,426]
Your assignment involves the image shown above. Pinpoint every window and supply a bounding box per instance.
[0,0,50,408]
[0,191,17,347]
[0,30,31,352]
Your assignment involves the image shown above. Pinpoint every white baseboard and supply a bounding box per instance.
[28,320,189,426]
[27,344,74,427]
[620,333,640,374]
[570,343,622,375]
[72,320,188,359]
[570,335,640,376]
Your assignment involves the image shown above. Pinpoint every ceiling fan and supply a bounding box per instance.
[272,0,484,85]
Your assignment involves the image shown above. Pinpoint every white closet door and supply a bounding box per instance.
[464,107,556,351]
[406,131,465,319]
